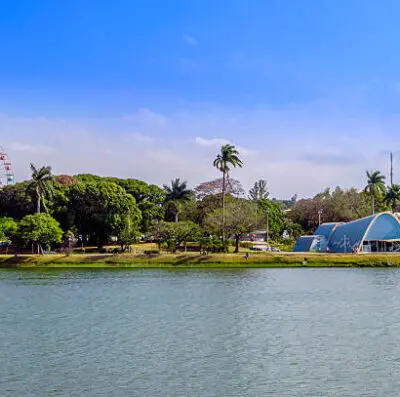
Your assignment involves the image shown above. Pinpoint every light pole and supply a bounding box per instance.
[266,209,270,245]
[318,209,323,226]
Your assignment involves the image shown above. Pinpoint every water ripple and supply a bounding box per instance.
[2,268,400,396]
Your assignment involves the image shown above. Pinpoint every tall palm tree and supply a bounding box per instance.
[364,170,386,215]
[163,178,192,222]
[213,144,243,240]
[28,163,54,214]
[385,184,400,213]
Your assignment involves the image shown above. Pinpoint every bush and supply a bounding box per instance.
[239,241,253,249]
[199,237,229,253]
[269,239,295,252]
[144,250,160,255]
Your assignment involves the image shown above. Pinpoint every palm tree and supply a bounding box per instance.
[213,144,243,240]
[385,184,400,213]
[28,163,54,214]
[364,170,386,215]
[163,178,193,222]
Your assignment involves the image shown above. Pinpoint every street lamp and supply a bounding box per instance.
[318,209,323,226]
[127,206,131,235]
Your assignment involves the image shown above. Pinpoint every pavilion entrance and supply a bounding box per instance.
[361,240,400,253]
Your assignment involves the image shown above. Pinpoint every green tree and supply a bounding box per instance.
[285,223,303,240]
[17,213,63,254]
[364,171,386,215]
[182,193,225,227]
[205,199,257,253]
[0,182,34,219]
[163,178,193,223]
[385,184,400,213]
[213,144,243,240]
[258,199,286,240]
[153,221,201,252]
[75,175,165,232]
[0,217,18,240]
[104,199,142,251]
[28,164,54,214]
[67,181,142,247]
[249,179,269,201]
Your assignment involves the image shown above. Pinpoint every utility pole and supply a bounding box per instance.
[318,209,323,226]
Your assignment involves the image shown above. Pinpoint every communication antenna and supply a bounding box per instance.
[390,152,393,187]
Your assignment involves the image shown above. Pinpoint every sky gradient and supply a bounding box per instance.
[1,0,400,198]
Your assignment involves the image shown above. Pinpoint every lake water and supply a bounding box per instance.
[2,268,400,396]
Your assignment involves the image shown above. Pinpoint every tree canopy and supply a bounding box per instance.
[1,160,392,254]
[16,213,63,253]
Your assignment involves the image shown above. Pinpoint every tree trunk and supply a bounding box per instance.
[174,211,179,223]
[37,196,41,214]
[234,234,240,253]
[222,171,226,242]
[372,195,375,215]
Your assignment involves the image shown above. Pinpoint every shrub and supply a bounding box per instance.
[143,250,160,255]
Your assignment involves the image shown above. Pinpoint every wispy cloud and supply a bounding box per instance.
[195,137,230,147]
[123,132,155,144]
[1,101,399,199]
[10,142,58,155]
[195,137,255,156]
[299,152,364,166]
[183,34,198,46]
[122,108,168,127]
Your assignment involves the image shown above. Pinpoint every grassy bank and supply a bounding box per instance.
[1,252,400,268]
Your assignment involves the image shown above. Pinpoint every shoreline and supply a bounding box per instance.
[1,252,400,268]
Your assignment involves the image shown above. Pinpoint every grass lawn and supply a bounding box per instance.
[1,250,400,268]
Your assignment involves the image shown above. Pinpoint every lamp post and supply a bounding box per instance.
[318,209,323,226]
[127,206,131,235]
[266,208,270,244]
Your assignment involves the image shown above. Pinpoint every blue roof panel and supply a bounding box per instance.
[328,215,374,253]
[328,213,400,252]
[365,213,400,241]
[294,235,327,252]
[314,223,342,240]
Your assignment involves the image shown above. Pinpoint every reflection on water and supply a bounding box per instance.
[2,268,400,396]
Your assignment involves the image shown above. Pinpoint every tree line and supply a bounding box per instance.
[0,145,394,253]
[291,170,400,233]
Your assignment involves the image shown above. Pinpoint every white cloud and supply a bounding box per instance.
[122,108,168,127]
[1,102,399,199]
[195,137,255,156]
[195,137,230,147]
[183,34,198,46]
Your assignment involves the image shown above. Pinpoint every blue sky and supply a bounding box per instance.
[1,0,400,197]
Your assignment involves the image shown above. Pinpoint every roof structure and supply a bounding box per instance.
[314,222,343,240]
[293,235,328,252]
[294,212,400,253]
[328,212,400,253]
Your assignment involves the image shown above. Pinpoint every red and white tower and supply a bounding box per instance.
[0,147,15,186]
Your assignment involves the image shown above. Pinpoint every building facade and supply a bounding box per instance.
[294,212,400,253]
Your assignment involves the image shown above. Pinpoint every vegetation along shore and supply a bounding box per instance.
[1,253,400,269]
[0,144,398,260]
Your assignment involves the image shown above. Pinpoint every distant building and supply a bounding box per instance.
[293,212,400,253]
